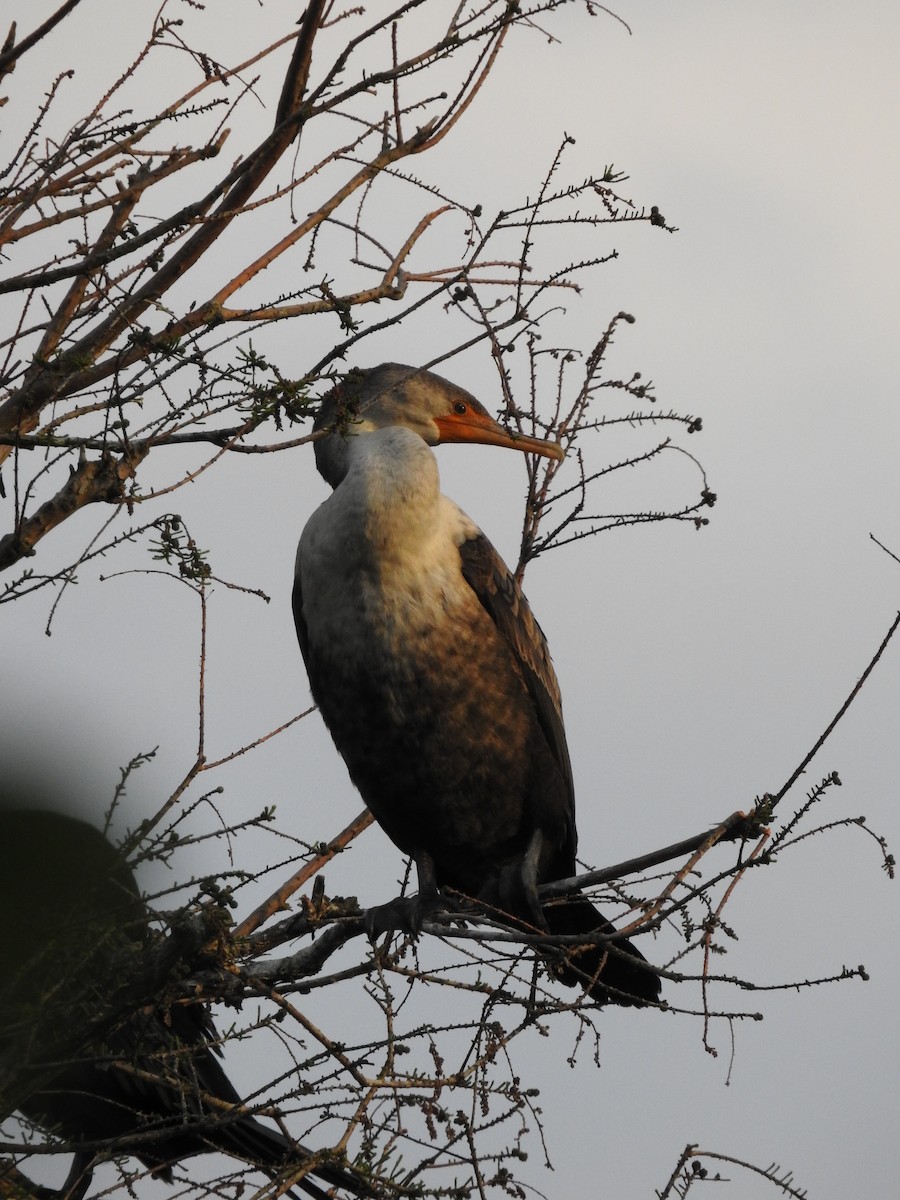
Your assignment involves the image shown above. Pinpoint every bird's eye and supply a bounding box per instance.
[453,401,467,415]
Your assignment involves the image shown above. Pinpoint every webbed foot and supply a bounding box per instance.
[364,889,445,938]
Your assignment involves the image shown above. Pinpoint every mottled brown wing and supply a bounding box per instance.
[458,533,575,810]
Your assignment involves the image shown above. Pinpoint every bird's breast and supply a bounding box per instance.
[297,494,543,875]
[299,486,474,662]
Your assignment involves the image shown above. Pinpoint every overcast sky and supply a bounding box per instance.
[4,3,899,1198]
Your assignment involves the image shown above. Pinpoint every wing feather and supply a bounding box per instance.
[458,534,575,809]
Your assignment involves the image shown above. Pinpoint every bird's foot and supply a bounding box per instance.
[364,889,446,939]
[59,1153,94,1200]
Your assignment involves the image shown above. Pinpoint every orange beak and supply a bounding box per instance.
[433,406,564,462]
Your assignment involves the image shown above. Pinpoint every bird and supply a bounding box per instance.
[0,805,373,1200]
[293,363,660,1006]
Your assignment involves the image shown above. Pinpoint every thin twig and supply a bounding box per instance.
[233,809,374,939]
[773,610,900,805]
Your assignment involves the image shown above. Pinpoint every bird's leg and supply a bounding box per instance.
[489,829,548,931]
[500,829,547,923]
[364,849,445,938]
[519,828,548,931]
[59,1152,94,1200]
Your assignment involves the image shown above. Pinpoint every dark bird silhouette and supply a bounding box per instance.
[293,364,660,1006]
[0,806,371,1199]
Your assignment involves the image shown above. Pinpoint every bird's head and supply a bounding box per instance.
[313,363,564,486]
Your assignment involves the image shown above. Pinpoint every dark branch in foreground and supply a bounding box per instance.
[540,809,758,898]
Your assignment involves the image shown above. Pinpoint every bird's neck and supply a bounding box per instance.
[347,427,439,515]
[336,427,447,557]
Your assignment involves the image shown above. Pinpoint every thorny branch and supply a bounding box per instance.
[1,4,692,578]
[657,1142,810,1199]
[2,6,895,1200]
[136,584,896,1002]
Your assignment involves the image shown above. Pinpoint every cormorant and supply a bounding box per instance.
[293,364,660,1007]
[0,806,372,1198]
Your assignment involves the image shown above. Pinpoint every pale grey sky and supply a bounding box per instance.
[3,3,899,1198]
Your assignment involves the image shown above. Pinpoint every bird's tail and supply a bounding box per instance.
[541,894,661,1007]
[226,1118,375,1200]
[162,1109,374,1200]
